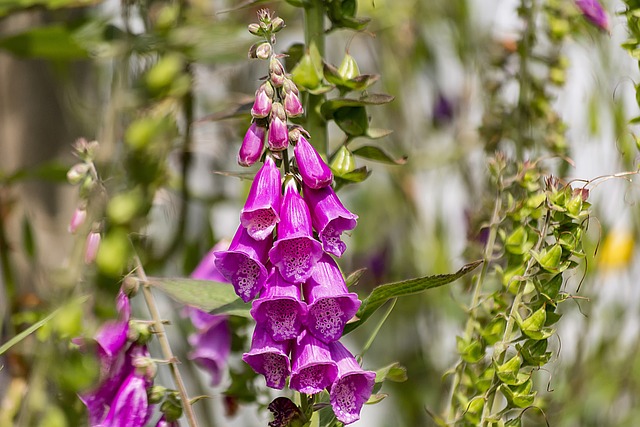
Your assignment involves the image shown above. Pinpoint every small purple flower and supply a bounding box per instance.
[101,346,154,427]
[251,266,307,342]
[94,290,131,359]
[69,207,87,233]
[328,341,376,425]
[303,254,361,343]
[268,103,289,151]
[290,329,338,394]
[188,316,231,386]
[302,184,358,257]
[85,231,101,264]
[269,178,323,283]
[284,92,303,117]
[575,0,609,31]
[215,225,272,302]
[242,325,292,390]
[294,135,333,189]
[251,82,273,118]
[240,155,282,241]
[238,123,266,167]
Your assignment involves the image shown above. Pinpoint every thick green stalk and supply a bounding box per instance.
[303,0,328,156]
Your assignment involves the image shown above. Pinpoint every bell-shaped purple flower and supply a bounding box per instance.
[215,225,272,302]
[268,103,289,151]
[188,316,231,386]
[85,231,101,264]
[69,206,87,234]
[269,178,324,283]
[284,92,303,117]
[251,267,307,342]
[95,290,131,359]
[294,135,333,189]
[251,82,273,118]
[240,155,282,241]
[242,325,291,390]
[303,184,357,257]
[238,123,266,167]
[328,341,376,425]
[290,329,338,394]
[303,254,361,343]
[101,346,154,427]
[575,0,609,31]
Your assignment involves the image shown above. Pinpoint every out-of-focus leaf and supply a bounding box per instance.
[1,161,69,184]
[334,106,369,136]
[344,260,482,333]
[0,24,89,60]
[21,216,36,261]
[284,43,305,73]
[321,94,394,119]
[364,128,393,139]
[374,362,408,383]
[352,146,407,165]
[0,0,99,17]
[148,277,251,318]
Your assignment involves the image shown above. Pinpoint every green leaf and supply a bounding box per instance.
[365,128,394,139]
[320,94,395,119]
[365,393,388,405]
[1,161,69,184]
[345,268,367,288]
[463,396,485,424]
[343,260,482,333]
[333,106,369,136]
[148,277,251,317]
[0,0,98,17]
[21,216,36,261]
[374,362,408,383]
[456,337,484,363]
[334,166,371,184]
[352,146,407,165]
[0,24,89,60]
[496,355,526,386]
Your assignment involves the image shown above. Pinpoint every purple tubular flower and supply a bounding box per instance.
[303,254,361,343]
[268,103,289,151]
[240,155,282,240]
[294,135,333,189]
[328,341,376,425]
[95,290,131,358]
[85,231,101,264]
[101,346,154,427]
[251,82,273,118]
[284,92,303,117]
[302,184,358,257]
[290,329,338,394]
[215,225,272,302]
[251,267,307,342]
[269,178,324,283]
[575,0,609,31]
[69,207,86,233]
[238,123,266,167]
[242,325,291,390]
[188,316,231,386]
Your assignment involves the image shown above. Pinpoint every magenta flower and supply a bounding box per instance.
[85,231,101,264]
[251,82,273,118]
[303,184,357,257]
[238,123,266,167]
[294,135,333,189]
[284,92,303,117]
[328,341,376,425]
[251,266,307,342]
[94,290,130,359]
[188,316,231,386]
[269,178,323,283]
[156,415,179,427]
[303,254,361,343]
[242,325,292,390]
[215,225,272,302]
[240,155,282,241]
[290,329,338,394]
[575,0,609,31]
[268,103,289,151]
[69,207,87,233]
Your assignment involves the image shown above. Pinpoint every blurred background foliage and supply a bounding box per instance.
[0,0,639,426]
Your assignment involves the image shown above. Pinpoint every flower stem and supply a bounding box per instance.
[303,0,328,157]
[134,255,199,427]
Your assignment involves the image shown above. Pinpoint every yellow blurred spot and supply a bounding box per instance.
[599,229,635,270]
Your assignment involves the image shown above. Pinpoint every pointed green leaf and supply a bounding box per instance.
[497,355,523,386]
[148,277,251,318]
[374,362,407,383]
[365,393,388,405]
[320,94,395,119]
[365,128,394,139]
[0,24,89,60]
[352,146,407,165]
[532,244,564,272]
[334,106,369,136]
[334,166,371,184]
[343,260,481,333]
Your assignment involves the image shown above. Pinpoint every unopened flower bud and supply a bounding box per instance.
[284,92,303,117]
[238,123,266,167]
[130,320,153,344]
[160,393,183,422]
[84,231,101,264]
[68,207,87,234]
[148,385,168,404]
[256,43,272,60]
[330,146,356,176]
[251,82,274,118]
[122,275,140,296]
[133,356,158,379]
[271,17,285,32]
[268,103,288,151]
[248,23,261,36]
[283,78,299,96]
[258,8,272,24]
[338,53,360,80]
[269,57,286,87]
[67,163,90,185]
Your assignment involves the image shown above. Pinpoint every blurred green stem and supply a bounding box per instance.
[303,0,328,156]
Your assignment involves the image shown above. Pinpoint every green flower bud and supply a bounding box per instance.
[160,393,183,421]
[147,385,167,404]
[338,53,360,80]
[256,42,272,60]
[330,146,356,176]
[271,17,285,32]
[248,23,261,36]
[67,163,90,185]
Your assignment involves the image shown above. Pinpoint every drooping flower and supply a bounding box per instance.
[69,206,87,234]
[94,290,131,359]
[268,103,289,151]
[283,80,303,117]
[251,82,274,118]
[302,184,358,257]
[242,325,292,389]
[240,155,282,240]
[328,341,376,425]
[251,266,307,342]
[215,225,272,302]
[188,316,231,386]
[302,253,360,343]
[85,231,101,264]
[238,123,266,167]
[294,135,333,189]
[575,0,609,31]
[269,178,323,283]
[289,329,338,394]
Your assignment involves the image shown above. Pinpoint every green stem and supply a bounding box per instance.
[303,0,328,156]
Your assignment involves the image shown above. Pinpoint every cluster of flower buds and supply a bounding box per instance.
[67,138,102,264]
[213,10,375,424]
